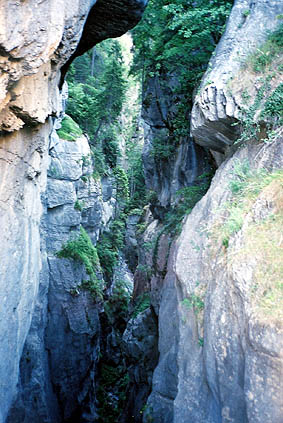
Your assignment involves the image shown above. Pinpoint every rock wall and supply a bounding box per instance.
[0,0,282,422]
[0,0,147,421]
[143,0,283,422]
[142,74,212,218]
[7,129,116,422]
[145,140,283,423]
[191,0,283,155]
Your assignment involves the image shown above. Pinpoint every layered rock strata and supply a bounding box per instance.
[7,130,116,422]
[0,0,147,421]
[145,139,283,423]
[191,0,283,155]
[143,0,283,421]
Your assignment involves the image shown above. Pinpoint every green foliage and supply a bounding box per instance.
[131,0,233,97]
[97,218,126,280]
[151,133,177,160]
[236,75,281,145]
[220,161,283,247]
[261,83,283,126]
[57,226,103,299]
[136,264,153,279]
[249,23,283,73]
[57,115,83,141]
[66,40,127,141]
[104,279,131,323]
[242,9,250,18]
[65,39,128,183]
[126,141,147,210]
[111,279,131,309]
[151,175,212,272]
[131,0,232,163]
[91,146,107,178]
[113,166,130,203]
[181,295,204,313]
[74,199,85,211]
[132,293,151,318]
[198,337,204,347]
[163,176,212,235]
[97,364,129,423]
[102,128,121,168]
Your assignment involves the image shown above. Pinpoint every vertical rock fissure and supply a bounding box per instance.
[1,1,283,422]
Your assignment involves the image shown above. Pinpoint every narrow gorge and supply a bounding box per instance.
[0,1,282,422]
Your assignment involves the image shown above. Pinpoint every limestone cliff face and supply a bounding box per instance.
[7,130,116,422]
[145,141,283,423]
[141,0,283,422]
[142,74,212,218]
[0,1,147,421]
[191,0,283,156]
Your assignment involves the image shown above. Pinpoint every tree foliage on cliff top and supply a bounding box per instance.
[67,39,127,141]
[131,0,233,97]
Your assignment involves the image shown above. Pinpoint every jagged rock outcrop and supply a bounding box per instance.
[121,308,159,423]
[0,1,147,421]
[143,0,283,421]
[7,130,116,422]
[0,0,147,133]
[142,75,213,218]
[145,139,283,423]
[191,0,283,156]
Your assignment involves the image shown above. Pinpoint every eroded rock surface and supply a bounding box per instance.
[145,138,283,423]
[141,1,283,421]
[191,0,283,155]
[142,75,212,218]
[121,308,159,423]
[7,131,117,422]
[0,0,147,420]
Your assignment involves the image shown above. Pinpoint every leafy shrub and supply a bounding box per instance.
[97,218,126,280]
[163,177,211,236]
[181,295,204,313]
[91,146,107,179]
[97,364,129,423]
[104,279,131,323]
[132,293,151,318]
[102,128,121,168]
[57,115,83,141]
[113,166,129,203]
[249,23,283,73]
[151,134,177,160]
[217,161,283,247]
[57,226,103,298]
[131,0,233,100]
[261,83,283,126]
[74,200,85,211]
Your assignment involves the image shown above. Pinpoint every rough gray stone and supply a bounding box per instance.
[0,0,146,419]
[146,139,283,423]
[0,123,50,423]
[6,124,118,421]
[191,0,283,154]
[122,308,159,422]
[47,179,76,208]
[142,74,212,216]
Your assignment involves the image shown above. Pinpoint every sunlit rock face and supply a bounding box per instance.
[145,134,283,423]
[0,0,147,133]
[191,0,283,155]
[0,1,147,421]
[0,123,50,423]
[141,0,283,421]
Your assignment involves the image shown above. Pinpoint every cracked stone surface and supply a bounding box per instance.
[191,0,283,154]
[0,0,147,420]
